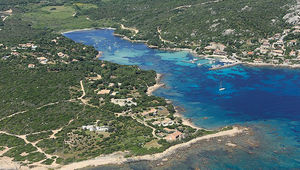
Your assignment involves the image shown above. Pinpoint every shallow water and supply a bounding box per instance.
[64,29,300,169]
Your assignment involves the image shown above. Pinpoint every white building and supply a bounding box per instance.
[82,125,110,132]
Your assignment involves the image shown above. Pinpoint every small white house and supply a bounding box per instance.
[82,125,109,132]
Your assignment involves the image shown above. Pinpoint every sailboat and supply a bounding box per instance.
[219,81,225,91]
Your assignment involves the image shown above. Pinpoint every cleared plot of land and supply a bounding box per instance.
[22,5,112,32]
[74,3,98,10]
[144,139,161,149]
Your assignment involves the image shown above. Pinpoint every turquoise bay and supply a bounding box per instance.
[64,29,300,169]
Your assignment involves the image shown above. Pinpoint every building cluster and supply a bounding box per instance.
[139,106,185,142]
[111,98,137,107]
[156,127,184,141]
[204,42,227,56]
[164,130,183,141]
[18,43,37,50]
[37,57,48,64]
[244,26,300,65]
[152,118,175,127]
[0,37,85,69]
[57,52,69,58]
[82,125,110,132]
[0,9,12,22]
[198,25,300,66]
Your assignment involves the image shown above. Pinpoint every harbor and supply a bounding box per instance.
[209,62,241,70]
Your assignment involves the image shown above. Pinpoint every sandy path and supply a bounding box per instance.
[50,119,74,139]
[200,0,224,5]
[2,16,8,21]
[120,24,139,35]
[172,0,223,11]
[78,80,86,101]
[0,110,28,121]
[172,5,192,10]
[0,147,9,156]
[0,101,61,122]
[37,101,60,110]
[132,116,159,138]
[0,131,52,159]
[77,80,98,108]
[157,27,175,44]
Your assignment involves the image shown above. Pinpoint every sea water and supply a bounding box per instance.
[64,29,300,169]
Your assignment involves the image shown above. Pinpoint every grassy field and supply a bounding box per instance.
[22,4,115,32]
[74,3,98,10]
[144,139,161,149]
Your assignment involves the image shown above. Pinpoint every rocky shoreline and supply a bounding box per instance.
[60,126,247,170]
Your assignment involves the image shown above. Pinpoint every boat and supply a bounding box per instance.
[219,87,226,91]
[219,81,226,91]
[188,59,195,63]
[209,59,215,64]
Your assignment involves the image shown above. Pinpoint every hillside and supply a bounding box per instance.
[0,0,298,168]
[0,0,226,168]
[3,0,298,66]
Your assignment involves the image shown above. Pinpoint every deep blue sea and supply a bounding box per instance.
[64,29,300,169]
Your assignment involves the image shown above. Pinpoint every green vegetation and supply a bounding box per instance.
[42,158,54,165]
[40,0,293,48]
[0,19,205,165]
[0,134,25,147]
[26,131,53,142]
[2,0,296,65]
[0,0,273,167]
[22,3,115,32]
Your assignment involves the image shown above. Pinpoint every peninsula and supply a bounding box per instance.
[0,1,244,169]
[0,0,298,169]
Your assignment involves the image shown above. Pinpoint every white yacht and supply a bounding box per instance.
[219,81,226,91]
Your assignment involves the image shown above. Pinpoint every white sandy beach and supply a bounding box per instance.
[146,73,164,95]
[174,111,202,130]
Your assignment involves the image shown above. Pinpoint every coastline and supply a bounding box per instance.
[244,62,300,69]
[113,33,148,44]
[54,27,299,170]
[147,74,201,130]
[63,27,300,70]
[112,28,300,70]
[59,28,246,169]
[0,71,247,170]
[0,27,254,170]
[174,110,202,130]
[61,27,116,34]
[146,73,164,96]
[114,33,200,57]
[59,126,246,170]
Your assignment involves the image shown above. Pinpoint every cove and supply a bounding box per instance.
[64,29,300,169]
